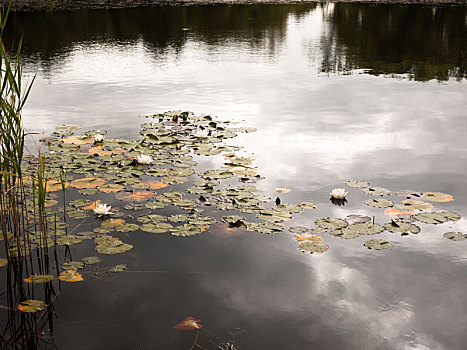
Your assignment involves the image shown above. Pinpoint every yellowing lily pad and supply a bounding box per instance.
[18,300,46,313]
[0,258,8,267]
[45,179,69,192]
[384,208,415,218]
[24,274,54,283]
[62,135,94,145]
[58,270,84,282]
[115,191,155,202]
[294,234,323,244]
[101,219,125,228]
[421,192,454,203]
[70,177,105,189]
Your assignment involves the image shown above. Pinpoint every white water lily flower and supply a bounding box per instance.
[94,134,105,142]
[93,203,113,216]
[136,154,153,164]
[330,188,348,199]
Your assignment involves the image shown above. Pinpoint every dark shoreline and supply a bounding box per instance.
[1,0,466,12]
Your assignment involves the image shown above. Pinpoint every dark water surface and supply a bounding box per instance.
[1,3,467,349]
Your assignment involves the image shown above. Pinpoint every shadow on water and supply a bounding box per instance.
[3,3,466,81]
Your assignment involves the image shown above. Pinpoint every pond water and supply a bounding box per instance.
[1,3,467,349]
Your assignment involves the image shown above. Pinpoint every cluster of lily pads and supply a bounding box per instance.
[288,180,463,253]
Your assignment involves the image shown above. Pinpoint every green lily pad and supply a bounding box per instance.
[137,214,166,223]
[18,300,46,313]
[364,239,393,250]
[69,199,93,207]
[384,221,421,235]
[315,217,348,230]
[140,222,173,233]
[362,187,391,196]
[57,235,83,246]
[364,198,394,208]
[308,227,328,234]
[169,214,188,222]
[222,215,246,225]
[443,232,466,241]
[200,170,234,180]
[82,256,102,264]
[145,201,167,210]
[24,274,54,283]
[246,221,284,234]
[396,200,434,211]
[188,216,215,226]
[289,226,309,234]
[329,229,360,239]
[299,202,317,209]
[116,223,140,232]
[415,212,449,225]
[170,224,202,237]
[298,242,329,254]
[109,264,128,273]
[346,180,370,188]
[96,241,133,255]
[440,211,461,221]
[257,210,292,222]
[62,261,84,270]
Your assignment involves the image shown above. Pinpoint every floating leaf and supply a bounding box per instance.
[362,187,391,196]
[315,217,348,230]
[101,219,126,228]
[422,192,454,203]
[116,223,140,232]
[294,234,323,244]
[393,190,423,198]
[0,258,7,267]
[137,214,166,223]
[329,229,360,239]
[346,215,371,224]
[396,200,434,212]
[275,187,291,194]
[173,317,203,330]
[345,180,370,188]
[18,300,46,313]
[364,239,393,250]
[364,198,394,208]
[415,212,449,225]
[99,183,125,193]
[246,221,284,234]
[289,226,309,234]
[384,221,421,235]
[58,270,84,282]
[62,261,85,270]
[441,211,461,221]
[443,232,466,241]
[298,242,329,254]
[57,235,83,246]
[299,202,317,209]
[82,256,101,264]
[115,191,155,202]
[384,208,415,218]
[169,214,188,222]
[62,135,94,145]
[70,177,106,189]
[222,215,246,225]
[96,240,133,255]
[24,274,54,283]
[45,179,69,192]
[141,222,173,234]
[170,224,202,237]
[109,264,128,272]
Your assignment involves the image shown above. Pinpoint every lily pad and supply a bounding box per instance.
[115,191,155,202]
[364,198,394,208]
[141,222,173,233]
[299,202,317,209]
[101,219,126,228]
[345,180,370,188]
[0,258,7,267]
[422,192,454,203]
[289,226,309,234]
[443,232,466,241]
[298,242,329,254]
[18,300,46,313]
[170,224,202,237]
[24,274,54,283]
[116,223,140,232]
[57,235,83,246]
[62,261,85,270]
[82,256,102,264]
[415,212,449,225]
[96,240,133,255]
[58,269,84,282]
[70,177,106,189]
[384,221,421,235]
[246,221,284,234]
[384,208,415,218]
[396,200,434,212]
[294,234,323,244]
[169,214,189,222]
[362,187,391,196]
[109,264,128,273]
[99,183,125,193]
[275,187,291,194]
[364,239,393,250]
[315,217,348,230]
